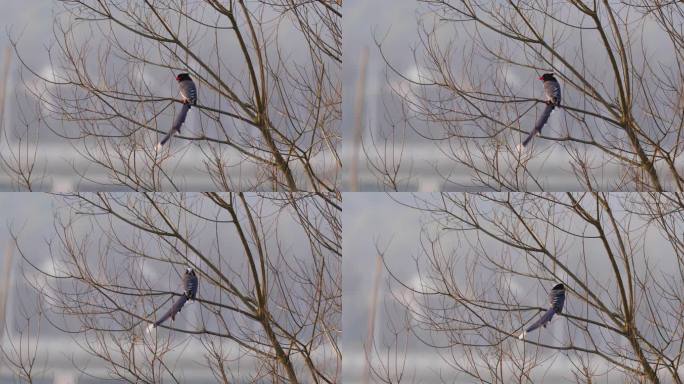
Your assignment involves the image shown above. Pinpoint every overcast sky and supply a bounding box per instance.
[342,192,681,383]
[0,1,335,191]
[0,0,53,131]
[3,191,677,382]
[341,0,681,191]
[1,1,683,382]
[0,192,335,382]
[2,0,679,191]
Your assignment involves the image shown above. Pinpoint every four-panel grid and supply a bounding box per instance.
[0,1,682,383]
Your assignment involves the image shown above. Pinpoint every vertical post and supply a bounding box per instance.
[350,47,369,191]
[0,244,14,340]
[0,46,13,145]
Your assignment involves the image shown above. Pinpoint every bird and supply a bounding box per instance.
[183,267,199,302]
[176,73,198,106]
[518,283,565,340]
[148,268,199,331]
[521,73,561,148]
[156,73,198,149]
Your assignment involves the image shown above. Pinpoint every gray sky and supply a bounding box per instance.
[0,0,53,132]
[0,193,336,383]
[1,1,683,383]
[341,0,682,191]
[342,193,681,383]
[0,1,337,191]
[0,1,52,60]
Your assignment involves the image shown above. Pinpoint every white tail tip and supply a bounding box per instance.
[518,331,526,340]
[147,323,155,333]
[155,143,163,151]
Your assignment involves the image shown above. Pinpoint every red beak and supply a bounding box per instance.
[538,76,544,80]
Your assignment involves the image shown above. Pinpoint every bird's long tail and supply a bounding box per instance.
[522,103,555,147]
[157,103,191,149]
[519,308,555,339]
[521,129,537,147]
[147,295,188,332]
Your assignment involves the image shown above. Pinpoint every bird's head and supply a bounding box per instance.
[186,267,195,276]
[176,73,191,82]
[539,73,556,82]
[552,283,564,290]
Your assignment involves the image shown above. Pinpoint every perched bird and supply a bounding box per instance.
[148,268,199,331]
[156,73,198,149]
[519,283,565,340]
[521,73,562,147]
[183,267,199,302]
[176,73,198,106]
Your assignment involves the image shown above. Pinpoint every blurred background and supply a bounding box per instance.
[343,193,684,383]
[341,0,683,191]
[0,0,339,191]
[0,0,225,191]
[0,193,339,383]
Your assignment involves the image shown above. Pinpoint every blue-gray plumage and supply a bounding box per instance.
[183,268,198,301]
[156,73,197,149]
[522,73,561,147]
[158,103,190,148]
[176,73,197,106]
[519,283,565,339]
[149,268,199,330]
[151,295,188,328]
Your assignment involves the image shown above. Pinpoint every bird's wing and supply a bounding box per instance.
[182,271,190,291]
[549,287,565,312]
[179,80,197,103]
[186,274,198,299]
[152,295,189,327]
[545,80,561,105]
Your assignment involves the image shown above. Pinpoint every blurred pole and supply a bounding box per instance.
[0,244,14,340]
[361,251,383,384]
[349,46,369,191]
[0,46,12,144]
